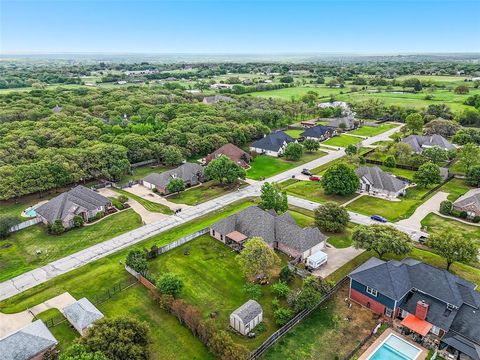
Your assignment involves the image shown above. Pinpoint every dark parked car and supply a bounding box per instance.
[371,214,387,223]
[309,175,320,182]
[302,168,312,176]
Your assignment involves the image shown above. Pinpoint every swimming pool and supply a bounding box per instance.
[24,208,37,217]
[368,334,422,360]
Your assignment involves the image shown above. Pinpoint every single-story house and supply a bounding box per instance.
[230,300,263,336]
[0,320,58,360]
[249,131,295,157]
[63,297,104,336]
[210,206,327,262]
[300,125,337,141]
[202,94,234,104]
[327,116,357,131]
[36,185,111,229]
[355,166,409,199]
[453,189,480,219]
[142,163,204,194]
[349,258,480,360]
[402,135,455,154]
[205,143,250,169]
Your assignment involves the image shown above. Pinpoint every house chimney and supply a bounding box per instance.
[416,300,429,320]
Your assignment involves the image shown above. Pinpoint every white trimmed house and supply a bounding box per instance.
[249,131,295,157]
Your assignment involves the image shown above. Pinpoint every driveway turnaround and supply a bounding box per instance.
[0,126,403,302]
[396,191,449,231]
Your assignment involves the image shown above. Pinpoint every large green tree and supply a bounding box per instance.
[428,230,478,270]
[405,113,423,134]
[284,142,304,161]
[423,146,448,165]
[352,225,412,259]
[458,143,480,173]
[314,202,350,233]
[166,177,186,194]
[321,163,359,196]
[157,272,184,298]
[414,162,442,187]
[204,155,246,184]
[237,237,280,281]
[260,182,288,214]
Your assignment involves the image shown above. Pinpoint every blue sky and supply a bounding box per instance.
[1,0,479,54]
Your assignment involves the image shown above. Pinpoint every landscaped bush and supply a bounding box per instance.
[0,216,19,239]
[157,272,184,298]
[111,197,125,210]
[118,194,129,204]
[272,281,290,298]
[459,211,468,219]
[73,215,84,228]
[439,200,453,216]
[48,219,65,235]
[384,155,396,168]
[126,250,148,274]
[88,211,105,223]
[279,265,294,283]
[473,216,480,223]
[274,307,293,326]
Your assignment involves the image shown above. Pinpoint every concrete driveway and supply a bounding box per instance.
[313,245,364,278]
[123,185,191,211]
[396,191,449,231]
[0,292,76,338]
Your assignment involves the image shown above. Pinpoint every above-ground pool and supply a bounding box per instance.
[368,334,422,360]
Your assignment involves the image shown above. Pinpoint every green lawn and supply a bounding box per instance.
[284,129,305,138]
[247,151,327,180]
[113,188,174,214]
[117,164,171,185]
[346,185,431,222]
[282,179,357,205]
[348,123,397,137]
[247,85,347,101]
[440,178,471,201]
[148,235,300,350]
[167,181,248,206]
[421,213,480,244]
[322,135,362,148]
[0,209,142,282]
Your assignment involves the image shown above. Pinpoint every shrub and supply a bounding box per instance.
[272,281,290,298]
[157,272,184,298]
[439,201,453,216]
[126,250,148,274]
[111,198,124,210]
[279,265,294,283]
[0,216,18,239]
[384,155,396,168]
[73,215,84,228]
[88,211,105,222]
[49,219,65,235]
[274,307,293,326]
[473,216,480,223]
[118,194,129,203]
[459,211,468,219]
[243,283,262,300]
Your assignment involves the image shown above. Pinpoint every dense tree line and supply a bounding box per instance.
[0,86,312,199]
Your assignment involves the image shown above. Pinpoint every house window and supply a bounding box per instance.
[385,308,393,317]
[212,230,215,236]
[366,287,378,297]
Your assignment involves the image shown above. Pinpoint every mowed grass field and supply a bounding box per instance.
[322,134,363,148]
[246,86,348,101]
[247,151,327,180]
[167,180,248,205]
[0,209,142,282]
[348,123,397,137]
[282,179,357,205]
[421,213,480,245]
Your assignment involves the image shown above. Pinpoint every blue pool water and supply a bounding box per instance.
[368,334,421,360]
[25,208,37,217]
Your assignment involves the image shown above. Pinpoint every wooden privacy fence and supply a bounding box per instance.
[8,218,42,234]
[249,277,349,360]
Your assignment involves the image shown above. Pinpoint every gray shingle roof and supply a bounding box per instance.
[232,300,262,323]
[402,135,454,153]
[211,206,327,253]
[0,320,57,360]
[327,116,355,129]
[300,125,335,139]
[36,185,111,224]
[143,163,204,188]
[63,297,104,332]
[251,131,294,152]
[442,332,480,360]
[356,166,408,193]
[453,189,480,212]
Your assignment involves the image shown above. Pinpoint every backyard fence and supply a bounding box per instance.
[249,277,349,360]
[343,331,376,360]
[8,218,42,234]
[131,159,158,168]
[149,228,209,257]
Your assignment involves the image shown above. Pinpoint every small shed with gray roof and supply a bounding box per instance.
[230,299,263,335]
[63,297,104,336]
[0,320,57,360]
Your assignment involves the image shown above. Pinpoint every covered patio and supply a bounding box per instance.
[225,231,248,251]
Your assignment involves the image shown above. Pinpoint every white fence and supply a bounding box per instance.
[8,218,42,233]
[156,228,209,255]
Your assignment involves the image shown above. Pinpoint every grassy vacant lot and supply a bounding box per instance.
[346,185,431,222]
[0,209,142,282]
[247,85,346,101]
[348,123,397,137]
[148,235,300,349]
[282,179,357,205]
[113,188,174,214]
[322,135,362,148]
[261,284,377,360]
[421,213,480,244]
[247,151,327,180]
[167,181,247,205]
